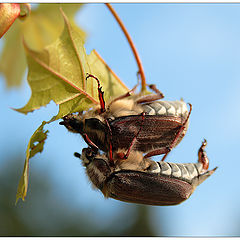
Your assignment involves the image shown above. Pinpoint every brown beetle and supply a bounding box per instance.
[60,74,191,162]
[76,140,217,206]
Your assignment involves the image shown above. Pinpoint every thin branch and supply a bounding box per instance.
[105,3,146,92]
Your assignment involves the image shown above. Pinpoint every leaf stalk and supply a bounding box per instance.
[105,3,146,92]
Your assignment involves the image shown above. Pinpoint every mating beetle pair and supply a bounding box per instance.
[60,74,216,206]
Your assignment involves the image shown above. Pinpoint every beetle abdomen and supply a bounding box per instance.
[147,161,217,189]
[103,161,217,206]
[142,100,188,119]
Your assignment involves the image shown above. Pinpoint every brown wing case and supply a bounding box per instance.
[110,115,185,152]
[103,170,193,206]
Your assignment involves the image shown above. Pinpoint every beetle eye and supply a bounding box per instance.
[86,148,94,157]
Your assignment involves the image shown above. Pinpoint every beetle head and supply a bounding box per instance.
[81,148,112,190]
[59,113,84,134]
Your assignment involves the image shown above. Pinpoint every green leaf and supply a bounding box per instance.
[15,9,98,116]
[16,10,129,120]
[87,50,129,102]
[16,120,49,204]
[0,3,85,88]
[55,50,130,120]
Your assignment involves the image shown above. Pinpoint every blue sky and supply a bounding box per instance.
[1,3,240,236]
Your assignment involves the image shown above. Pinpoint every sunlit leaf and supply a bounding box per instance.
[55,50,130,120]
[0,3,85,87]
[15,9,98,117]
[0,3,20,38]
[16,120,49,204]
[87,50,129,101]
[16,10,129,120]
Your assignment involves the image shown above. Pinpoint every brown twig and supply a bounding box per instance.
[105,3,146,92]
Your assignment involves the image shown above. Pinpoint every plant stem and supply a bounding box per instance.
[105,3,146,92]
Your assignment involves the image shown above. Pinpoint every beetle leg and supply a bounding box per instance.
[121,112,146,160]
[136,84,164,104]
[161,103,192,162]
[104,119,115,166]
[143,147,170,158]
[108,81,139,107]
[109,91,132,106]
[149,84,165,98]
[198,139,209,170]
[86,74,106,113]
[82,133,99,153]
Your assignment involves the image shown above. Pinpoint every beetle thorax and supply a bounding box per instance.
[106,99,143,119]
[81,149,112,190]
[113,150,151,172]
[85,160,109,190]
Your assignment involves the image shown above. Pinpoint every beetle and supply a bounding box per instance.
[75,139,217,206]
[60,74,191,162]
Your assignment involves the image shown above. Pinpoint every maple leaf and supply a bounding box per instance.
[16,9,129,119]
[0,3,85,87]
[15,10,129,203]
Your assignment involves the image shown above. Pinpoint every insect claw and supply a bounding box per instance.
[187,103,192,113]
[198,140,209,170]
[211,166,218,173]
[201,139,208,150]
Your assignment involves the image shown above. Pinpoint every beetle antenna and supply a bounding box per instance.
[74,152,81,159]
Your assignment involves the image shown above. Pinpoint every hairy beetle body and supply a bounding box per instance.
[61,99,189,158]
[60,75,191,161]
[78,140,217,206]
[108,99,189,120]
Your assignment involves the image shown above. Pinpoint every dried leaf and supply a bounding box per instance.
[0,3,20,38]
[16,120,49,204]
